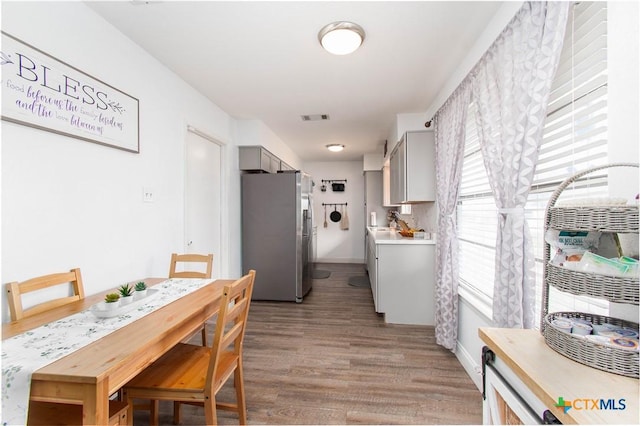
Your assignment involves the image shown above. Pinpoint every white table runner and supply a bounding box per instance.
[1,278,213,425]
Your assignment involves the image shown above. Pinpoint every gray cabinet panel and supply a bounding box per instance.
[389,130,435,203]
[239,146,285,173]
[377,244,435,325]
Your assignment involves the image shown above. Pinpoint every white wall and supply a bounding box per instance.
[234,119,302,170]
[386,113,433,157]
[456,295,491,390]
[303,161,365,263]
[363,152,384,171]
[0,1,244,322]
[424,1,524,122]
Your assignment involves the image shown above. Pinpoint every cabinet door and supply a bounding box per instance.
[382,163,398,207]
[239,146,260,171]
[405,131,435,202]
[389,141,405,204]
[269,153,280,173]
[397,140,406,202]
[389,146,399,204]
[365,171,385,225]
[484,360,547,425]
[377,244,435,325]
[239,146,284,173]
[368,237,379,312]
[260,149,272,172]
[364,232,368,270]
[281,161,294,171]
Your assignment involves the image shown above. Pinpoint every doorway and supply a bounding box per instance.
[185,127,223,279]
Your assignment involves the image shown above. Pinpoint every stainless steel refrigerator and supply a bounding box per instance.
[241,171,313,302]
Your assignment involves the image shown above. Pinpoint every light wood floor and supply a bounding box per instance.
[133,263,482,425]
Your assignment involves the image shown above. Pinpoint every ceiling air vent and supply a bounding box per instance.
[301,114,330,122]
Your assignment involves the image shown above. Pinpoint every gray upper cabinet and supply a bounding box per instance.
[382,162,399,207]
[389,130,435,204]
[389,140,405,205]
[280,161,295,171]
[239,146,281,173]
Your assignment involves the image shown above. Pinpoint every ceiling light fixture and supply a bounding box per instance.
[326,144,345,152]
[318,21,365,55]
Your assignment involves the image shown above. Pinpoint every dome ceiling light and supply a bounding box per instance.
[326,144,345,152]
[318,21,365,55]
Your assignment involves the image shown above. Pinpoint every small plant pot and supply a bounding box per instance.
[104,301,120,311]
[120,295,134,306]
[134,289,148,299]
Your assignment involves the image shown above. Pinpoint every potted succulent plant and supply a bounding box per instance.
[134,281,147,299]
[104,293,120,310]
[118,283,134,305]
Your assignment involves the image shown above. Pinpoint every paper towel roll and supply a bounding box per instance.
[370,212,377,227]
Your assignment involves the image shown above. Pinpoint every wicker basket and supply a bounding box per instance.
[541,163,639,379]
[546,263,639,305]
[543,312,639,378]
[548,205,639,233]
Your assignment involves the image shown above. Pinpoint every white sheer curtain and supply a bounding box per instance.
[433,82,472,350]
[471,1,569,328]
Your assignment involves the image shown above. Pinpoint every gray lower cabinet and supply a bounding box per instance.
[366,232,378,311]
[377,244,435,325]
[367,232,435,325]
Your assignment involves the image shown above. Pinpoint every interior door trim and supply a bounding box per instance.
[184,125,228,278]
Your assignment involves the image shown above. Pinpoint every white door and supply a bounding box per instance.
[185,128,222,279]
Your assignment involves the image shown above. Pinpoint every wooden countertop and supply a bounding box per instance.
[479,327,639,425]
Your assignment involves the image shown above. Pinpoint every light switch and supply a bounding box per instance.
[143,187,154,203]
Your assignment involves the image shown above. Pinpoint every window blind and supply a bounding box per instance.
[458,2,609,322]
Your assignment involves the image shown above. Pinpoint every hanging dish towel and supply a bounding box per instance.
[340,205,349,230]
[323,204,328,228]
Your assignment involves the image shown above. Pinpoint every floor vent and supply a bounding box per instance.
[301,114,330,121]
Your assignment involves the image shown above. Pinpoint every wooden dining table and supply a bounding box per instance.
[2,277,233,425]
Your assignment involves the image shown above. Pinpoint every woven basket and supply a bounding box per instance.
[541,163,639,379]
[543,312,639,378]
[548,205,639,233]
[546,263,639,305]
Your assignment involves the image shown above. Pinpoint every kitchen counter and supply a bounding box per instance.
[367,227,436,245]
[480,327,638,424]
[366,226,435,325]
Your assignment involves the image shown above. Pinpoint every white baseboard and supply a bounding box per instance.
[315,258,364,264]
[455,340,482,392]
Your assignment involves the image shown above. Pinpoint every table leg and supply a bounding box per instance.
[29,379,110,425]
[81,380,109,425]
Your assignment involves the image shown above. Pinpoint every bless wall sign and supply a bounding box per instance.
[1,32,139,153]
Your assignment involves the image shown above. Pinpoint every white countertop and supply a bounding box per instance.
[367,227,436,245]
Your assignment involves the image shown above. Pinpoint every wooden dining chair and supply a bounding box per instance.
[6,268,85,322]
[169,253,214,279]
[123,269,256,426]
[8,270,130,424]
[168,252,214,346]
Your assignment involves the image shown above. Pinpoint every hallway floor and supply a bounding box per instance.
[133,263,482,425]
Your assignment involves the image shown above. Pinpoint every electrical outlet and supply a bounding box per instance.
[143,187,154,203]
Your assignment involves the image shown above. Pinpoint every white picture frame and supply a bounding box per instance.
[1,32,140,153]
